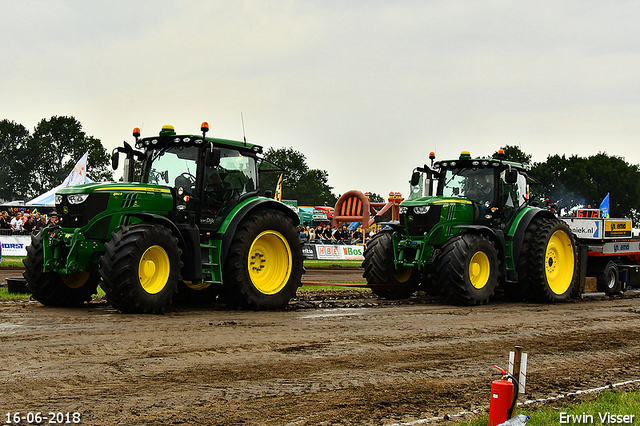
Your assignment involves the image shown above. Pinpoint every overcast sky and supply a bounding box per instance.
[2,1,640,199]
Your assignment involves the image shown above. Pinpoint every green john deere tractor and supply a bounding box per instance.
[363,150,578,305]
[24,123,303,313]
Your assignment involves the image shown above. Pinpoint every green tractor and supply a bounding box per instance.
[363,150,578,305]
[24,123,303,313]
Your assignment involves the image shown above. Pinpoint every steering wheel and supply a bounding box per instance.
[175,172,197,196]
[179,172,196,186]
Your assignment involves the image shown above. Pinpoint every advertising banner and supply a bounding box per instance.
[302,244,365,260]
[1,234,31,256]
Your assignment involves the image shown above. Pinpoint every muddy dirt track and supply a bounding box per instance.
[1,268,640,425]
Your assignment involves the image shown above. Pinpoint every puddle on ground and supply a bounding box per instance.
[0,322,23,331]
[296,308,368,319]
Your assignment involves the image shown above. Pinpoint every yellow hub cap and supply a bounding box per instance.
[469,251,490,289]
[545,230,574,295]
[138,245,170,294]
[393,267,413,283]
[248,231,292,295]
[61,272,90,289]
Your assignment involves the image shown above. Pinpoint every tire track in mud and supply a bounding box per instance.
[2,293,640,425]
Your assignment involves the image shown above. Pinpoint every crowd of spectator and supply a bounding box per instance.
[298,224,377,245]
[0,211,57,233]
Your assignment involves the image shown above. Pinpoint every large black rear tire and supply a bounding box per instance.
[100,224,182,314]
[24,230,99,307]
[519,217,578,303]
[362,231,420,299]
[437,233,499,305]
[221,209,303,310]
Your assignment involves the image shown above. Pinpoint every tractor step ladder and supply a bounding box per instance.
[200,239,222,284]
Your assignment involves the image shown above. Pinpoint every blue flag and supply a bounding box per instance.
[599,193,610,218]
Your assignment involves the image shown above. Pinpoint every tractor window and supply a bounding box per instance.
[203,148,257,209]
[499,170,527,209]
[441,170,469,197]
[144,146,199,194]
[441,168,494,204]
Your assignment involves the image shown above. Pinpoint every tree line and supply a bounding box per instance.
[2,117,639,223]
[0,116,113,201]
[493,145,640,223]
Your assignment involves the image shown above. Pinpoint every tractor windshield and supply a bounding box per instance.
[143,146,199,193]
[440,168,495,205]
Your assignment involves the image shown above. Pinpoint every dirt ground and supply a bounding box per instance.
[2,268,640,425]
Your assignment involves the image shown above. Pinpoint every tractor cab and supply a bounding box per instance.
[117,124,262,232]
[438,161,528,227]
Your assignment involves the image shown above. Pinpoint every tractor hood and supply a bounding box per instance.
[400,196,473,209]
[56,181,172,195]
[54,182,175,229]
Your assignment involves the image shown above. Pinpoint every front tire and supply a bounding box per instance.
[24,230,99,307]
[100,224,182,314]
[221,209,303,310]
[362,231,420,299]
[520,217,577,303]
[437,233,499,305]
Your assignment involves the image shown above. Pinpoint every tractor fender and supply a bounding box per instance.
[454,224,507,277]
[217,198,300,266]
[510,208,556,266]
[124,212,202,282]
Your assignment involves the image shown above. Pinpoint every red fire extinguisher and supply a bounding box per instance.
[488,365,520,426]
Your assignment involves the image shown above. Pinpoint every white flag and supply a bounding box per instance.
[61,151,89,187]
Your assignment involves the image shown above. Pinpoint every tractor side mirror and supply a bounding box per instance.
[410,171,420,187]
[505,167,518,184]
[111,151,119,170]
[206,147,221,167]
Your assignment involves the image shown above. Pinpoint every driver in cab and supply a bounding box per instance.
[466,172,494,209]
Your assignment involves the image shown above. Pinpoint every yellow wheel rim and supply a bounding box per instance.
[469,251,490,289]
[545,230,575,295]
[183,280,211,291]
[248,231,292,295]
[138,245,170,294]
[61,272,90,289]
[394,267,413,283]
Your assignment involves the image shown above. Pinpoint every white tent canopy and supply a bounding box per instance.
[26,151,90,207]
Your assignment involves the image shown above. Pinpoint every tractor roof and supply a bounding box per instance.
[434,150,527,171]
[135,124,263,154]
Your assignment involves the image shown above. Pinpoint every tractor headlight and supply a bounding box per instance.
[413,205,430,214]
[55,194,63,204]
[67,193,90,204]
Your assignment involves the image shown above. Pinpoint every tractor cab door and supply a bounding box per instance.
[199,147,258,232]
[464,169,496,221]
[144,145,201,213]
[496,169,527,229]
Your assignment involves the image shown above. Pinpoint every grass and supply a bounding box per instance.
[304,260,362,268]
[0,283,106,301]
[456,388,640,425]
[1,256,25,268]
[0,288,31,300]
